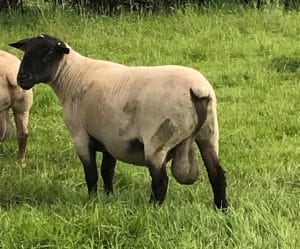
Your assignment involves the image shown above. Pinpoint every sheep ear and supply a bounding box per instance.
[9,38,30,51]
[55,42,69,55]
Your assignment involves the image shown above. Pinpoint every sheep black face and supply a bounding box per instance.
[9,34,69,90]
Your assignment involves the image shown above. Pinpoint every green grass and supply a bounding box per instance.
[0,7,300,249]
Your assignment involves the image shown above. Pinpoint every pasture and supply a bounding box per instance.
[0,7,299,248]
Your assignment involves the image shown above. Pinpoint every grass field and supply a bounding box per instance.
[0,7,300,249]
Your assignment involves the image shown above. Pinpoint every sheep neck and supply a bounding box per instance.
[50,49,87,106]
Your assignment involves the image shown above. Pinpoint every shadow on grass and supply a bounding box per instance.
[271,56,300,73]
[184,49,208,62]
[0,181,78,209]
[0,143,17,160]
[0,170,150,209]
[0,156,205,209]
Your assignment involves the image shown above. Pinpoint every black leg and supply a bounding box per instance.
[77,147,98,196]
[197,142,228,210]
[148,163,169,204]
[101,151,116,194]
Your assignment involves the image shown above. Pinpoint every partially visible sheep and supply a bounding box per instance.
[0,50,33,164]
[10,34,227,209]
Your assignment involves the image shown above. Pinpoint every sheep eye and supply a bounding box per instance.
[47,50,55,56]
[43,50,55,60]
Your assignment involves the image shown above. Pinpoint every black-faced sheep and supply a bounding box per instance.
[0,50,33,164]
[10,34,227,209]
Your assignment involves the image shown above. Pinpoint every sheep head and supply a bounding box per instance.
[9,34,69,90]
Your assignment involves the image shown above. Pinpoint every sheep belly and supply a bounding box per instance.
[83,92,198,166]
[117,138,146,166]
[92,134,147,166]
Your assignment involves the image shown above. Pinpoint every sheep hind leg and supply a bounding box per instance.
[0,110,13,142]
[196,141,228,210]
[148,161,168,204]
[144,147,169,204]
[101,151,116,195]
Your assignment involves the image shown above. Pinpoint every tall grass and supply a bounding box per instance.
[0,7,300,249]
[1,0,300,13]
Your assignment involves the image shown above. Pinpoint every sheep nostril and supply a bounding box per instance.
[20,74,32,82]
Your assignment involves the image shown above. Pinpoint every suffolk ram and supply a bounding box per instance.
[10,34,228,209]
[0,50,33,164]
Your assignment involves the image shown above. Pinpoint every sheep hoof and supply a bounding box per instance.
[214,198,228,212]
[103,185,113,195]
[149,194,164,206]
[88,188,98,199]
[16,158,26,167]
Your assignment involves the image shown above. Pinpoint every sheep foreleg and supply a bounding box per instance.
[0,110,13,142]
[13,111,29,165]
[101,151,116,194]
[74,137,99,196]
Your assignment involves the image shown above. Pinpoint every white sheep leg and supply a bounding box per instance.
[13,111,29,165]
[0,110,13,142]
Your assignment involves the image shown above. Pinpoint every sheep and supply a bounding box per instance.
[0,50,33,164]
[10,34,228,209]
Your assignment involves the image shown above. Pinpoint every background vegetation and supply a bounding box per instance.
[1,0,300,13]
[0,3,300,249]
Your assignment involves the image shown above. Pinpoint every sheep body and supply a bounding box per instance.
[53,50,217,166]
[0,50,33,163]
[53,48,222,193]
[11,35,227,209]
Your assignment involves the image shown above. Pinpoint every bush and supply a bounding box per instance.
[1,0,299,13]
[0,0,20,11]
[57,0,300,13]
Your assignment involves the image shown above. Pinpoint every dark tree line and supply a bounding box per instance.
[1,0,299,13]
[54,0,300,13]
[0,0,20,10]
